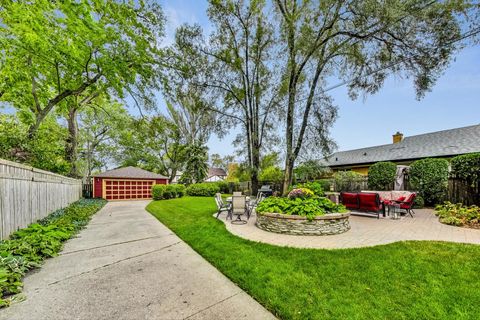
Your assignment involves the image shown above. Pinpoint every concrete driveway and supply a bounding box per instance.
[0,201,275,320]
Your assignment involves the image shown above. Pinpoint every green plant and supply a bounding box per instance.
[259,166,284,183]
[214,181,230,193]
[334,171,365,192]
[409,158,449,206]
[0,199,105,307]
[435,202,480,228]
[295,181,324,196]
[287,188,314,199]
[317,179,332,192]
[152,184,166,200]
[173,184,186,197]
[368,162,397,190]
[413,195,425,209]
[450,153,480,186]
[256,196,346,221]
[164,185,177,199]
[185,183,220,197]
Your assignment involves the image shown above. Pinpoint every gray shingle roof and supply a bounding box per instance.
[208,167,227,178]
[322,124,480,167]
[93,166,168,179]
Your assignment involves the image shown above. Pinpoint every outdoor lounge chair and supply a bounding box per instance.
[231,195,248,224]
[392,193,416,217]
[215,193,230,219]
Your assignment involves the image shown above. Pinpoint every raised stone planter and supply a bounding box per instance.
[256,212,350,236]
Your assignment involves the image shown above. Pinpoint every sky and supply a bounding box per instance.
[157,0,480,157]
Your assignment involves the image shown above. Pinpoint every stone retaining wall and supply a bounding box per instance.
[256,212,350,236]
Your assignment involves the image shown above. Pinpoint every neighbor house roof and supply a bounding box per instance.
[93,166,168,179]
[207,167,227,178]
[322,124,480,167]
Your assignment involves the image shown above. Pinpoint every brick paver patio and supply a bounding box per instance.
[217,209,480,249]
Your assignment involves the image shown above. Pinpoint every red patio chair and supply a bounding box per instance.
[392,193,416,217]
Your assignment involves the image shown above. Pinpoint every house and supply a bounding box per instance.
[322,124,480,175]
[93,166,168,200]
[205,167,228,182]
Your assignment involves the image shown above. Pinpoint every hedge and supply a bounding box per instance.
[368,161,397,190]
[409,158,449,206]
[0,198,106,308]
[450,153,480,186]
[186,183,220,197]
[152,184,186,200]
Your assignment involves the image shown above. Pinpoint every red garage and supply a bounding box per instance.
[93,166,168,201]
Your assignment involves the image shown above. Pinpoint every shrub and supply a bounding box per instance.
[0,199,105,307]
[368,162,397,190]
[334,171,365,192]
[214,181,230,193]
[435,202,480,228]
[413,195,425,209]
[296,182,324,196]
[259,166,284,183]
[186,183,220,197]
[409,158,449,206]
[317,179,332,192]
[152,184,166,200]
[163,185,177,199]
[256,196,346,221]
[451,153,480,187]
[173,184,186,197]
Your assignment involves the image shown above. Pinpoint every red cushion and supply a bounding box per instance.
[396,196,406,202]
[340,192,359,210]
[358,193,381,212]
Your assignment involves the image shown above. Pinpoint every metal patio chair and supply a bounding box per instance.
[231,195,248,224]
[215,193,230,219]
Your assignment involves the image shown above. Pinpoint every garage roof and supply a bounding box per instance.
[93,166,168,179]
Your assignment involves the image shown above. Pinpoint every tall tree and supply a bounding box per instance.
[77,100,131,179]
[171,0,282,194]
[273,0,479,192]
[116,116,188,183]
[179,144,209,184]
[0,0,165,138]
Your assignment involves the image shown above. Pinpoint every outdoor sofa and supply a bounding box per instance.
[340,191,417,219]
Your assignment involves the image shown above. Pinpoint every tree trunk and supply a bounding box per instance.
[66,106,79,177]
[168,168,177,184]
[282,156,294,195]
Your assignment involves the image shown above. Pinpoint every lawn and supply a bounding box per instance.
[147,197,480,320]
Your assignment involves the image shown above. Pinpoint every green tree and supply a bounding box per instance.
[274,0,478,192]
[294,160,331,182]
[77,100,131,179]
[368,162,397,191]
[180,144,209,184]
[210,153,235,171]
[259,166,284,184]
[116,116,187,183]
[0,0,165,138]
[409,158,449,205]
[171,0,282,194]
[0,114,70,174]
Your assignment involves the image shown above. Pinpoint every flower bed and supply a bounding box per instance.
[256,189,349,235]
[0,198,106,308]
[435,202,480,228]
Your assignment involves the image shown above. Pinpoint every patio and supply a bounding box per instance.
[216,209,480,249]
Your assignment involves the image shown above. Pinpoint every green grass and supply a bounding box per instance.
[147,197,480,320]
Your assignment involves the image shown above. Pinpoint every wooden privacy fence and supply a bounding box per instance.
[0,159,82,239]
